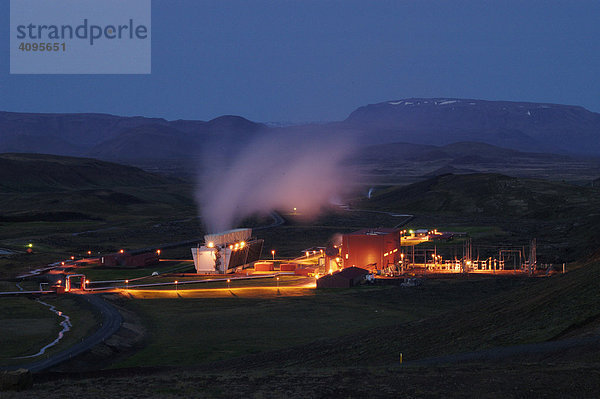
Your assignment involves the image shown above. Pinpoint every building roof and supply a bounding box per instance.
[346,228,399,236]
[204,228,252,246]
[337,266,369,279]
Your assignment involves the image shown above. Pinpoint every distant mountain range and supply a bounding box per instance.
[1,98,599,164]
[344,98,600,154]
[0,111,266,161]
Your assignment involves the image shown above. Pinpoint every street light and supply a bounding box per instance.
[227,279,231,290]
[276,276,280,289]
[175,280,178,294]
[400,253,405,274]
[271,250,275,260]
[125,279,129,290]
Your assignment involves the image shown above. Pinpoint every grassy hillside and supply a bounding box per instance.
[0,154,200,278]
[360,173,600,263]
[363,173,600,217]
[0,153,174,192]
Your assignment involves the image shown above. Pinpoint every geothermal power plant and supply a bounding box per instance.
[191,228,264,273]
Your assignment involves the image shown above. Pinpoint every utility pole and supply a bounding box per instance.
[529,238,537,276]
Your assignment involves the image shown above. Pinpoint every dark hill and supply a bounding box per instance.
[355,141,600,183]
[86,124,196,161]
[345,98,600,154]
[363,173,600,218]
[0,111,266,161]
[0,153,174,192]
[0,111,167,153]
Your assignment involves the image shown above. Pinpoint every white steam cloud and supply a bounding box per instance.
[196,128,357,233]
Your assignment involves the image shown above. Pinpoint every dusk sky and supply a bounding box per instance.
[2,0,599,123]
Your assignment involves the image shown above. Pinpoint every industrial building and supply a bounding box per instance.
[340,228,403,271]
[191,228,264,274]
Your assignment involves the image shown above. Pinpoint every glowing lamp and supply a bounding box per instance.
[207,242,214,248]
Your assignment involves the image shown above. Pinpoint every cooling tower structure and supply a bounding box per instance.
[191,228,264,274]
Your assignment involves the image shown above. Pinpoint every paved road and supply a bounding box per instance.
[342,207,414,229]
[254,211,285,231]
[2,294,122,373]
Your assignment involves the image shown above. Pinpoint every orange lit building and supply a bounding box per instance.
[341,228,402,271]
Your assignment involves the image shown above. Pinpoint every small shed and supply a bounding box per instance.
[254,261,274,271]
[280,263,296,271]
[316,267,369,289]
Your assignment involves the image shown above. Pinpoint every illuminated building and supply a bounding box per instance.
[191,228,263,274]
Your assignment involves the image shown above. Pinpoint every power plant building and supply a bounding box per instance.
[191,228,263,274]
[341,228,402,271]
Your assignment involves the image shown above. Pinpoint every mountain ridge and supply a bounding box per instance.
[1,98,599,161]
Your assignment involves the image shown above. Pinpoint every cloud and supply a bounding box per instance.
[196,127,357,233]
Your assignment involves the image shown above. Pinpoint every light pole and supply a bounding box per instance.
[175,280,178,294]
[271,250,275,260]
[400,253,404,274]
[276,276,280,289]
[227,279,231,290]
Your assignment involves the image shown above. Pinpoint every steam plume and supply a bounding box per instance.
[196,127,357,233]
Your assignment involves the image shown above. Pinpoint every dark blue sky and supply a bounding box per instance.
[2,0,599,123]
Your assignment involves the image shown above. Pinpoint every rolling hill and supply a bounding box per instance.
[0,153,174,192]
[355,141,600,184]
[363,172,600,217]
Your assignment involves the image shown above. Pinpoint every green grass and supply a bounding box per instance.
[0,295,99,366]
[107,258,600,372]
[273,260,600,368]
[0,297,58,359]
[113,276,523,368]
